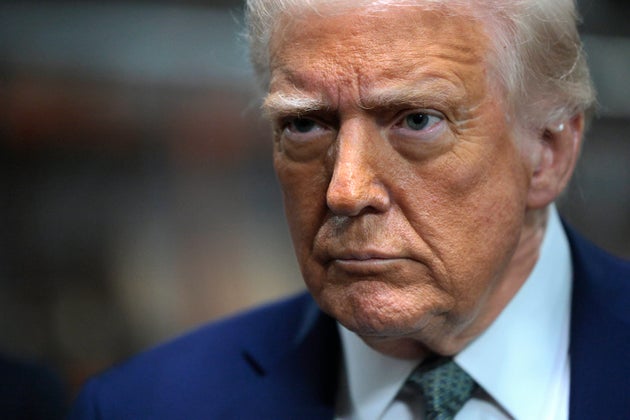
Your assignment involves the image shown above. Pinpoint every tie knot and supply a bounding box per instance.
[405,359,477,420]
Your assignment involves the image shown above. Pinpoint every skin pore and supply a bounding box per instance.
[265,4,582,359]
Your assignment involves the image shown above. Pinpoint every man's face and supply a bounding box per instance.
[265,6,535,357]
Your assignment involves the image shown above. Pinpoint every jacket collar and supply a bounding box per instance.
[241,293,340,419]
[565,223,630,419]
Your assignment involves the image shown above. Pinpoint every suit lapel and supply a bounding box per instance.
[565,225,630,419]
[241,293,340,419]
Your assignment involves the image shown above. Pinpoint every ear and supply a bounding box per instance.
[527,113,584,209]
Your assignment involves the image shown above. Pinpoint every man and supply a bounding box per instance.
[70,0,630,419]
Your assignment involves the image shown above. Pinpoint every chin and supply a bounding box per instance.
[315,280,441,339]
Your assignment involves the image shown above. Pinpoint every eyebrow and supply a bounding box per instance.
[360,80,460,110]
[262,78,463,117]
[262,92,328,118]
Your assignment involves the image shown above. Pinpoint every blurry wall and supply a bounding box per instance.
[0,0,628,402]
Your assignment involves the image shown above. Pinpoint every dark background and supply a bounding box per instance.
[1,0,628,403]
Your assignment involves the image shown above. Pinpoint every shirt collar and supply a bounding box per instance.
[337,205,572,419]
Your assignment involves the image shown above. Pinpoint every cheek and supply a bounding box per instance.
[420,124,528,213]
[401,133,529,285]
[274,152,329,259]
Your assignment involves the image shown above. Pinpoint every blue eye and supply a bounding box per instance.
[288,118,317,133]
[392,110,446,143]
[404,113,433,130]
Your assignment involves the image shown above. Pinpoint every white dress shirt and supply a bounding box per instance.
[335,205,572,420]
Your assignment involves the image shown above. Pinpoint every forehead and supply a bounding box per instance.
[267,6,492,105]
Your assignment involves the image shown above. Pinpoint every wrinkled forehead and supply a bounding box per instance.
[267,0,497,67]
[265,4,496,117]
[248,0,512,93]
[268,5,492,85]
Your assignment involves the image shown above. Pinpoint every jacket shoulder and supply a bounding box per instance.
[68,292,319,419]
[565,224,630,419]
[565,223,630,320]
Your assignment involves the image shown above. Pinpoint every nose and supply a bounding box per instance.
[326,122,391,216]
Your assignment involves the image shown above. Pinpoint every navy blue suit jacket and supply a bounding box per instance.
[69,227,630,419]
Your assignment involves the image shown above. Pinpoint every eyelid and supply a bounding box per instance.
[281,113,334,130]
[393,109,445,129]
[281,115,315,128]
[399,108,444,120]
[280,115,332,143]
[388,109,447,146]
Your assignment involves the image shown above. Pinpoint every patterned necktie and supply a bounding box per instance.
[403,358,478,420]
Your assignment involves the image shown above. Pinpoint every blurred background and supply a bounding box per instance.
[0,0,628,408]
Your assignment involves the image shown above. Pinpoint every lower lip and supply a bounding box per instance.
[331,258,408,274]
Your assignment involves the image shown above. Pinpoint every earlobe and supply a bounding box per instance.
[526,113,584,209]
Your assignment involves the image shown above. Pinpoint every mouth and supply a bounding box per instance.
[327,251,412,274]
